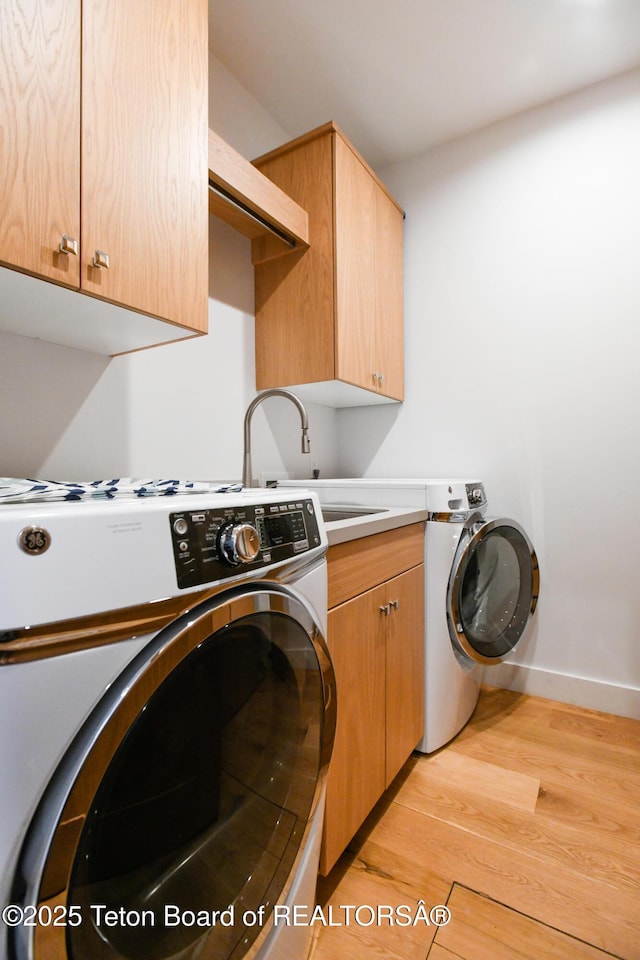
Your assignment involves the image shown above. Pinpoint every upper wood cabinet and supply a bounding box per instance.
[253,122,405,407]
[81,1,207,331]
[0,0,208,354]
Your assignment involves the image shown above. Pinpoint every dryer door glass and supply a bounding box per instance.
[449,519,539,664]
[67,613,321,960]
[18,588,334,960]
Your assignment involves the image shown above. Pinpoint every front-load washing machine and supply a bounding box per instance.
[0,486,335,960]
[281,477,539,753]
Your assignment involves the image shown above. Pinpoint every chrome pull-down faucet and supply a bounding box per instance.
[242,389,310,488]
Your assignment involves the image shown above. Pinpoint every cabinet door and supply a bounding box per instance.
[334,132,377,392]
[335,133,405,400]
[0,0,80,287]
[375,186,404,401]
[81,0,207,332]
[320,592,386,875]
[385,565,425,786]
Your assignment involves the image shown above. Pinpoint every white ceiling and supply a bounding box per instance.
[210,0,640,167]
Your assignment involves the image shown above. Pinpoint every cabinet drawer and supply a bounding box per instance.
[327,523,424,608]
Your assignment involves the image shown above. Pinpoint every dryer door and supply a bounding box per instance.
[447,518,539,665]
[10,583,335,960]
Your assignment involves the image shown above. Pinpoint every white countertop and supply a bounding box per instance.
[321,505,429,546]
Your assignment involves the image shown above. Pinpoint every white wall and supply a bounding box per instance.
[0,56,338,485]
[338,68,640,717]
[3,48,637,717]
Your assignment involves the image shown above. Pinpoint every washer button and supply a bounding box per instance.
[173,517,188,536]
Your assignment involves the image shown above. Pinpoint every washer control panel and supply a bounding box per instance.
[170,498,321,589]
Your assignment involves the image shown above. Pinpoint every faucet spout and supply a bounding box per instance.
[242,389,311,488]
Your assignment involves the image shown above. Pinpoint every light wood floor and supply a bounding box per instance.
[311,686,640,960]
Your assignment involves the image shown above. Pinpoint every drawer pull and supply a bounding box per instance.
[59,234,78,256]
[93,249,110,269]
[380,600,400,616]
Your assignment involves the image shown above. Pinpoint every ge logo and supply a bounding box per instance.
[18,526,52,556]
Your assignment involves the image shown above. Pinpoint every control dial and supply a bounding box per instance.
[218,522,261,566]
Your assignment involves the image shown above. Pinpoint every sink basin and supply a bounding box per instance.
[320,505,387,522]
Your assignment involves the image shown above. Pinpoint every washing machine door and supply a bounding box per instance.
[447,517,539,665]
[10,581,335,960]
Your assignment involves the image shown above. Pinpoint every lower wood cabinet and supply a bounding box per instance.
[320,524,425,875]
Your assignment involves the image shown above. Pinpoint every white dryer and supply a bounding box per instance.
[281,478,539,753]
[0,488,335,960]
[418,480,539,751]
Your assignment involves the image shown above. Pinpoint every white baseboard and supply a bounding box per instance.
[490,663,640,720]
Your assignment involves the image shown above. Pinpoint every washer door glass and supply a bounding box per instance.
[448,519,539,664]
[17,588,334,960]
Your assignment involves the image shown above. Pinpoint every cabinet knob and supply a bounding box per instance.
[59,235,78,256]
[93,250,110,269]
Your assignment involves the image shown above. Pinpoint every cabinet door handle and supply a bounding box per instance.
[59,235,78,256]
[93,250,110,269]
[380,600,400,617]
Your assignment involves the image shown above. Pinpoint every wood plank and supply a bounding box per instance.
[427,946,461,960]
[533,767,640,847]
[353,802,638,958]
[453,719,640,807]
[312,856,443,960]
[396,749,541,815]
[435,884,620,960]
[454,688,640,802]
[313,688,640,960]
[472,686,640,758]
[208,129,309,253]
[548,704,640,750]
[318,835,449,914]
[393,754,640,893]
